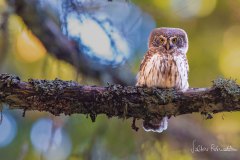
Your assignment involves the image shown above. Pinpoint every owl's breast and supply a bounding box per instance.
[137,53,188,90]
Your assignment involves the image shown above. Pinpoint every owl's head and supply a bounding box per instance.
[148,27,188,53]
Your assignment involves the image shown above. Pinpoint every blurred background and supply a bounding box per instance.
[0,0,240,159]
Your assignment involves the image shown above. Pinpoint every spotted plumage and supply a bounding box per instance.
[136,27,189,133]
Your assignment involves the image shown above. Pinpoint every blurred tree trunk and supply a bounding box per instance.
[6,0,135,85]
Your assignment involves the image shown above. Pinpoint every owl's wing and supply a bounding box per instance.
[139,48,156,71]
[136,48,156,86]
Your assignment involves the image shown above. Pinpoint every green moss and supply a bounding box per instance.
[152,88,178,104]
[213,78,240,97]
[28,78,78,95]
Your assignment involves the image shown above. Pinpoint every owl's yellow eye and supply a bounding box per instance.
[159,38,165,44]
[172,37,177,44]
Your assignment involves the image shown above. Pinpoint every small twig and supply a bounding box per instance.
[131,118,139,132]
[22,108,26,117]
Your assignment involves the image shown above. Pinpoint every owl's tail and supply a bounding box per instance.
[143,116,168,133]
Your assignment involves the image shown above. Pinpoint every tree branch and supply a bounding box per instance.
[0,73,239,122]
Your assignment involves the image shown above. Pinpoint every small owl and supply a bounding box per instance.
[136,27,189,133]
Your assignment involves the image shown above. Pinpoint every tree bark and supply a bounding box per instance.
[1,73,240,122]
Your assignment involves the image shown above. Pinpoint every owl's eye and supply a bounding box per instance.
[153,36,164,47]
[159,38,165,44]
[172,37,177,44]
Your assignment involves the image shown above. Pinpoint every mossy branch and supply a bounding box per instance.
[0,73,240,122]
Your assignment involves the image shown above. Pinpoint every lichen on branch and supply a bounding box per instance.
[0,73,240,123]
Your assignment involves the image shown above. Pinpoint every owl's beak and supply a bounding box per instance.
[165,42,173,50]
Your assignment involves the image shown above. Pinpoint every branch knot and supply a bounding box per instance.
[0,73,20,88]
[213,78,240,97]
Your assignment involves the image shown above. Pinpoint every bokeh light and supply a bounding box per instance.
[197,0,217,17]
[171,0,201,18]
[16,29,46,63]
[30,118,72,160]
[152,0,170,12]
[0,0,6,9]
[0,113,17,148]
[223,25,240,51]
[171,0,217,18]
[219,50,240,81]
[219,25,240,81]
